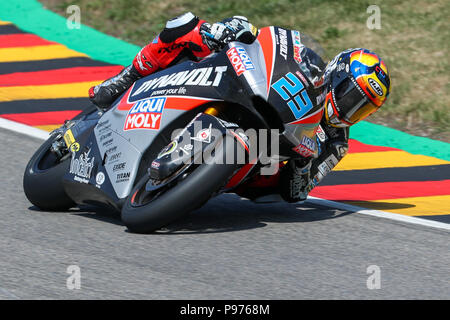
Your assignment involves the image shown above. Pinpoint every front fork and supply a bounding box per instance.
[47,120,77,161]
[149,112,250,183]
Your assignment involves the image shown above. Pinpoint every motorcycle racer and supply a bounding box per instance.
[88,12,391,203]
[240,47,391,203]
[89,12,257,109]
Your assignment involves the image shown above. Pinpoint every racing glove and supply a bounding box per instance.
[200,16,258,51]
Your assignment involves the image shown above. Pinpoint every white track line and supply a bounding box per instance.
[0,118,49,140]
[1,118,448,232]
[307,197,450,231]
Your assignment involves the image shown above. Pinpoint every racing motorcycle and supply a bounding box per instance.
[23,27,326,233]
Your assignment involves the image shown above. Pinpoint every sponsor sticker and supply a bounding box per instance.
[63,129,76,148]
[316,90,327,105]
[151,161,160,169]
[149,86,186,97]
[97,120,111,133]
[180,143,193,155]
[105,146,117,154]
[368,78,383,96]
[108,152,122,164]
[99,132,112,141]
[318,161,331,176]
[227,46,255,76]
[116,172,131,183]
[325,154,339,167]
[292,135,316,157]
[316,125,326,142]
[217,118,239,129]
[70,142,80,153]
[291,30,304,63]
[102,138,113,147]
[112,162,126,172]
[95,172,105,186]
[317,155,338,176]
[295,71,308,87]
[337,62,346,72]
[132,66,227,97]
[124,97,166,131]
[278,28,288,60]
[70,149,94,183]
[191,124,212,143]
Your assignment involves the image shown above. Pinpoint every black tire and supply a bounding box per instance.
[23,135,75,211]
[121,136,241,233]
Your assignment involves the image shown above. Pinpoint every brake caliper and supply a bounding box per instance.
[49,120,77,159]
[149,113,243,181]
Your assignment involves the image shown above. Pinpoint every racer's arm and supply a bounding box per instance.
[278,118,349,203]
[134,13,258,76]
[89,13,258,108]
[304,121,350,195]
[132,12,211,76]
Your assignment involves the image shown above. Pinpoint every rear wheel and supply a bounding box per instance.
[23,134,75,211]
[121,136,241,233]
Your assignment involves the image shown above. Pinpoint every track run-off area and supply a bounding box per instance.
[0,0,449,299]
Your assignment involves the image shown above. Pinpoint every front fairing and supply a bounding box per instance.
[258,26,326,158]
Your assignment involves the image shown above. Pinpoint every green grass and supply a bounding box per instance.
[41,0,450,142]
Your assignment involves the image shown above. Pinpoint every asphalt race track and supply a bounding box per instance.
[1,128,449,299]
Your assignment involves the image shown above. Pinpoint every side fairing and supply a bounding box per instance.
[91,51,258,199]
[258,26,326,157]
[67,29,327,202]
[224,41,269,100]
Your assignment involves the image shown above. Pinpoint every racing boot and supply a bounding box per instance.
[279,159,312,203]
[232,169,283,203]
[88,65,142,110]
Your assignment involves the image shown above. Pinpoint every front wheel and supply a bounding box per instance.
[121,137,241,233]
[23,134,75,211]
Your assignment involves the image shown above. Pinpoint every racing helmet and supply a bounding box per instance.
[323,48,391,127]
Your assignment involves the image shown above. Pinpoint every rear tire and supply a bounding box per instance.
[121,136,241,233]
[23,135,75,211]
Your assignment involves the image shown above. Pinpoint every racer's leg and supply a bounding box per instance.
[234,159,311,203]
[88,64,142,110]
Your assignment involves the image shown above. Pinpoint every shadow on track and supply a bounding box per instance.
[28,193,353,235]
[140,194,352,235]
[338,200,415,211]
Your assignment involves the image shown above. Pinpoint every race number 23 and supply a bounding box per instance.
[272,72,313,119]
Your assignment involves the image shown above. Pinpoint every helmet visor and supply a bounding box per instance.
[333,77,378,124]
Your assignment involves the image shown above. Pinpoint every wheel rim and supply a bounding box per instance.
[130,164,195,207]
[130,179,170,207]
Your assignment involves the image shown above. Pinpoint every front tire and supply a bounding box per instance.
[121,137,241,233]
[23,135,75,211]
